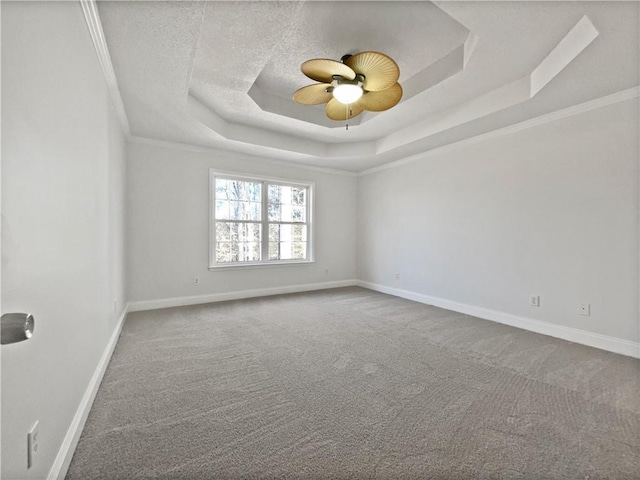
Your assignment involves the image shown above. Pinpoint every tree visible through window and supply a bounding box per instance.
[211,172,312,266]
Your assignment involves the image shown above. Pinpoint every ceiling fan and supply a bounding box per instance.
[292,51,402,122]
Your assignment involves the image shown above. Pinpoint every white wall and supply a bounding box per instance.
[126,140,357,304]
[1,2,127,478]
[358,98,639,344]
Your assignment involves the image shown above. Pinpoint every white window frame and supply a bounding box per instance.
[209,169,314,269]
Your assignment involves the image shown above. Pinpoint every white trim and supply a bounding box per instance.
[127,136,359,177]
[208,260,315,271]
[209,170,314,268]
[359,86,640,176]
[128,280,357,312]
[48,305,130,480]
[357,280,640,359]
[80,0,130,135]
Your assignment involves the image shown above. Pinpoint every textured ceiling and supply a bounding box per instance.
[97,1,640,172]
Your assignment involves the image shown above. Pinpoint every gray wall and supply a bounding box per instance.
[1,2,127,478]
[126,140,358,303]
[358,99,639,343]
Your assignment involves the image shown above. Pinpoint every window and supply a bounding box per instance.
[210,170,313,267]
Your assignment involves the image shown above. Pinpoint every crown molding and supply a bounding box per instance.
[80,0,130,135]
[127,136,359,177]
[359,85,640,176]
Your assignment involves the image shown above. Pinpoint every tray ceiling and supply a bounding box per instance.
[97,1,639,172]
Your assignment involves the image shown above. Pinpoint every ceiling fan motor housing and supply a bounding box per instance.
[331,75,365,90]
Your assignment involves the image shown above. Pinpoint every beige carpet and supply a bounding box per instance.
[67,287,639,479]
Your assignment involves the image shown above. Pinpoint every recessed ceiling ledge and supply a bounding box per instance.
[377,15,599,155]
[188,93,376,158]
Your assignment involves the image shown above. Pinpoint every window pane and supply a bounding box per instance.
[280,241,292,259]
[268,203,280,222]
[251,223,260,242]
[215,200,229,219]
[216,222,231,242]
[268,224,307,260]
[216,242,230,263]
[228,222,239,242]
[291,224,306,241]
[228,201,240,220]
[279,186,293,204]
[238,242,260,262]
[292,242,307,259]
[279,205,292,222]
[237,223,261,243]
[215,179,229,200]
[269,241,307,260]
[227,180,261,201]
[248,183,261,202]
[267,184,307,222]
[269,224,280,242]
[292,187,304,205]
[230,242,239,262]
[251,202,261,220]
[269,241,279,260]
[235,241,258,262]
[292,206,305,222]
[215,222,261,263]
[269,224,307,243]
[268,184,281,221]
[226,201,261,221]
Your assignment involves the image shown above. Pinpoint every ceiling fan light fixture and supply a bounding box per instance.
[331,78,364,104]
[293,52,402,121]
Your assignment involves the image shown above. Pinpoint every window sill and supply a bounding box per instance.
[208,260,315,271]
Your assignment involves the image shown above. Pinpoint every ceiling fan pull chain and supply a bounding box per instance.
[344,104,353,130]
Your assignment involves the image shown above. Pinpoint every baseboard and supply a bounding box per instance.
[128,279,358,312]
[357,280,640,359]
[48,305,130,480]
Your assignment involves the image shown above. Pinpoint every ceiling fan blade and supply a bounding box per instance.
[325,98,364,121]
[293,83,333,105]
[345,51,399,92]
[357,83,403,112]
[301,58,356,83]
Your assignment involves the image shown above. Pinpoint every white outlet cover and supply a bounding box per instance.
[579,304,591,316]
[529,295,540,307]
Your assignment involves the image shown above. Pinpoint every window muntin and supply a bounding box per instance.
[211,172,312,267]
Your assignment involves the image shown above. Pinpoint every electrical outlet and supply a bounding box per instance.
[27,421,39,469]
[579,303,591,316]
[529,295,540,307]
[325,268,329,275]
[193,277,200,286]
[395,273,400,280]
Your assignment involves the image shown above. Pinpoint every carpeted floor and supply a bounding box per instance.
[66,287,639,479]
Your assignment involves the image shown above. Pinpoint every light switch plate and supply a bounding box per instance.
[27,421,39,469]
